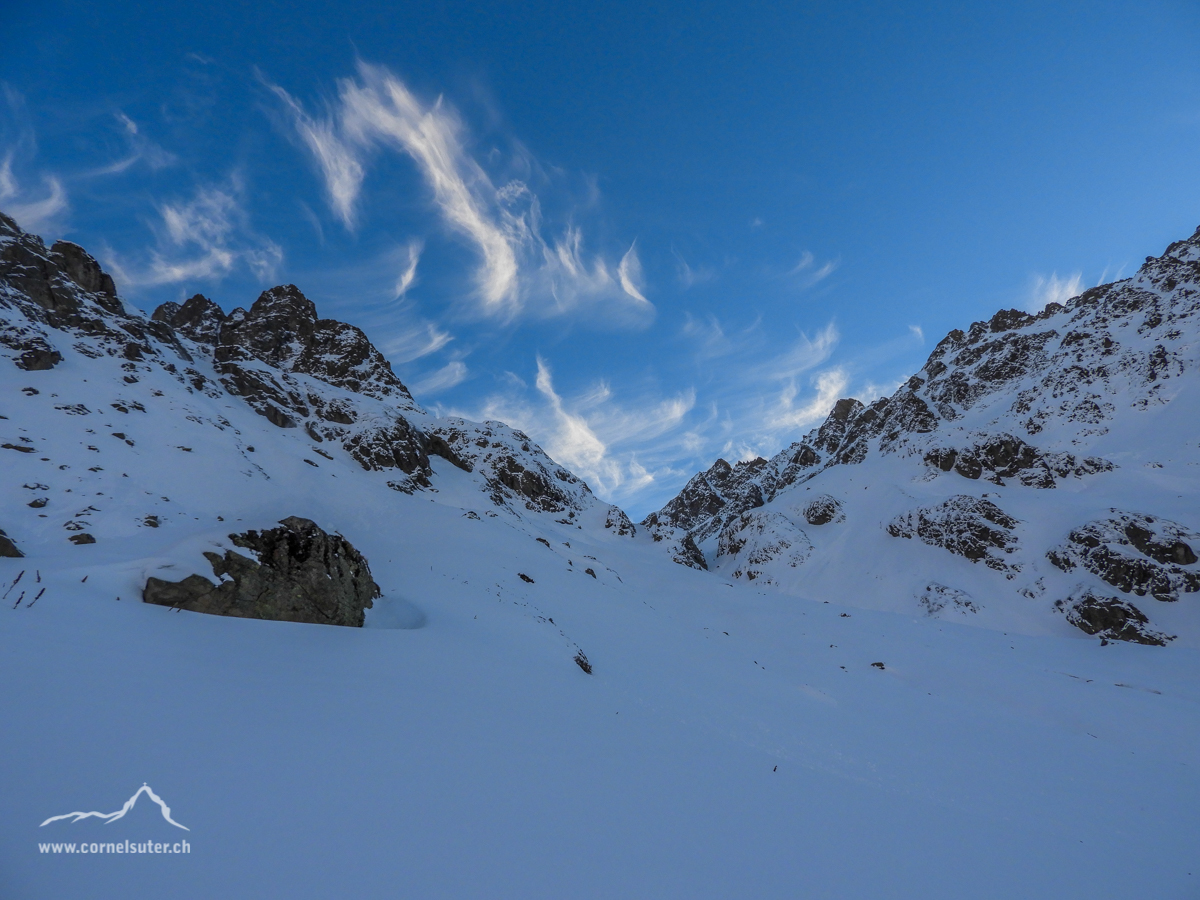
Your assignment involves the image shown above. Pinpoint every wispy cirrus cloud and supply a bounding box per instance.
[393,238,423,299]
[266,61,652,323]
[1026,270,1083,313]
[0,154,67,233]
[103,181,282,288]
[412,359,468,396]
[86,112,176,177]
[467,355,694,501]
[0,86,68,233]
[788,251,839,288]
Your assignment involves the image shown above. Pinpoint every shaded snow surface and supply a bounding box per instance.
[1,219,1198,897]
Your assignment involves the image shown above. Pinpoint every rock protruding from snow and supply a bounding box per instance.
[716,509,812,583]
[1056,588,1172,645]
[0,527,22,558]
[923,434,1114,488]
[604,506,637,536]
[1047,511,1200,602]
[917,582,978,616]
[143,517,379,627]
[888,496,1020,572]
[802,494,844,525]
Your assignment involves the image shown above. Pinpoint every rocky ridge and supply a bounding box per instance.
[647,225,1200,643]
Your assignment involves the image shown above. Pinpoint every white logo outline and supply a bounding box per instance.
[40,783,189,831]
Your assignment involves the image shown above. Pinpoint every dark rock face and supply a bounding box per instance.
[1047,512,1199,601]
[201,284,416,403]
[143,517,379,627]
[1056,588,1171,645]
[888,496,1020,572]
[0,528,22,557]
[802,494,844,525]
[153,294,225,345]
[923,434,1114,488]
[1,212,190,369]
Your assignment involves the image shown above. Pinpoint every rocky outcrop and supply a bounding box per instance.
[716,509,812,583]
[1055,588,1172,645]
[1,212,189,370]
[143,517,379,627]
[923,434,1115,488]
[152,294,225,345]
[802,494,843,525]
[887,496,1020,572]
[0,528,22,558]
[424,419,591,515]
[917,582,978,616]
[1047,512,1199,601]
[604,506,637,536]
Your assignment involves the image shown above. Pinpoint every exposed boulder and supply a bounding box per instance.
[917,582,978,616]
[887,495,1020,572]
[0,528,23,558]
[143,517,379,627]
[1056,588,1172,645]
[802,494,844,525]
[1047,511,1199,601]
[716,509,812,583]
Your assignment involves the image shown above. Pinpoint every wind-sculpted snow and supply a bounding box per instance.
[649,225,1200,644]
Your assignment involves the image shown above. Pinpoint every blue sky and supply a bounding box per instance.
[3,0,1199,516]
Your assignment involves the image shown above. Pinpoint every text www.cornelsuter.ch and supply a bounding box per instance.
[39,839,191,855]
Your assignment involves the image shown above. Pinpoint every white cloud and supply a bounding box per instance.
[673,249,715,288]
[617,242,649,303]
[1027,271,1083,313]
[468,355,694,501]
[105,182,282,288]
[88,113,176,177]
[269,62,652,323]
[411,360,468,396]
[394,239,423,298]
[766,367,850,432]
[378,321,453,363]
[909,324,924,342]
[760,321,839,380]
[0,154,68,233]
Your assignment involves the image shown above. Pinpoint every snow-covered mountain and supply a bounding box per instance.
[646,228,1200,645]
[3,208,1198,898]
[0,208,636,583]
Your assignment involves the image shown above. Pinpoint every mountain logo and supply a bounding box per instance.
[40,784,189,831]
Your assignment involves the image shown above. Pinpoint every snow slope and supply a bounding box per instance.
[648,228,1200,648]
[1,211,1197,898]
